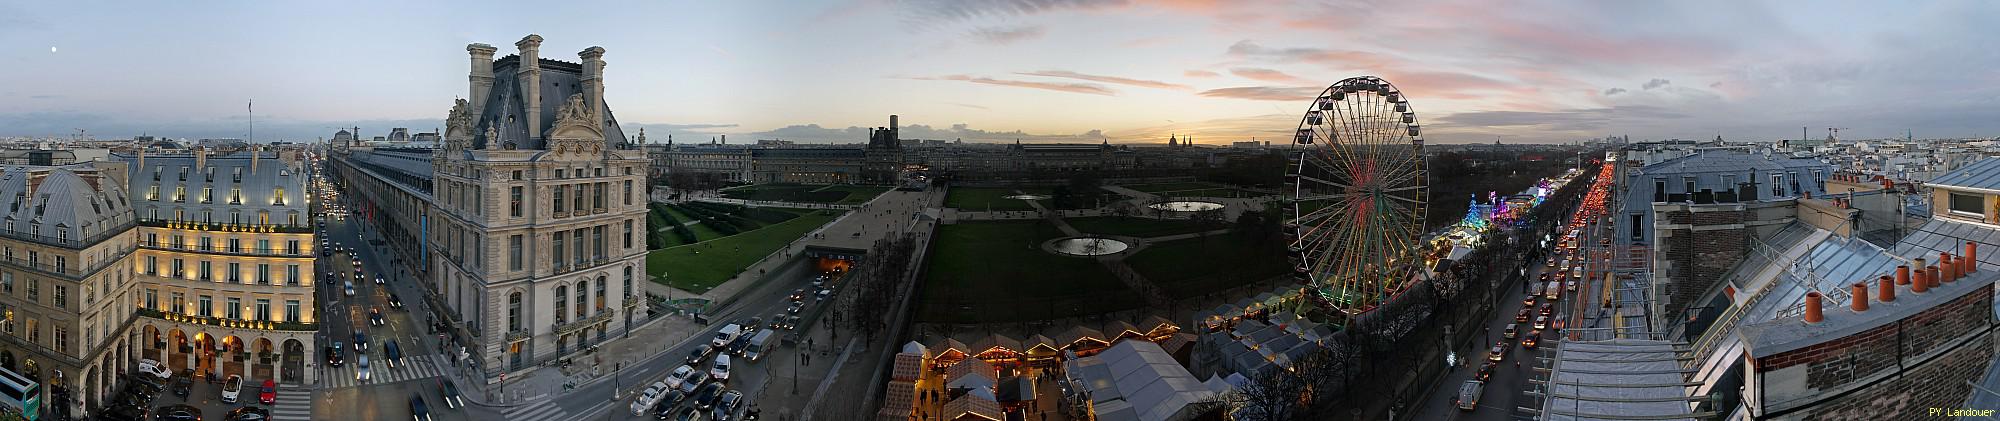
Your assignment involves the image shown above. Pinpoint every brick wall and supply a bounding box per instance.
[1795,332,1994,421]
[1750,287,1997,418]
[1659,209,1750,319]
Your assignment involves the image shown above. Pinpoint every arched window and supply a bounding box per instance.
[595,275,607,314]
[507,291,522,332]
[573,280,587,320]
[554,285,568,324]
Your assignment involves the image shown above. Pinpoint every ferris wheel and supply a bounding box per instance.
[1285,76,1429,319]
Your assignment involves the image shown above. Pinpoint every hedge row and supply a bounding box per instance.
[673,203,750,235]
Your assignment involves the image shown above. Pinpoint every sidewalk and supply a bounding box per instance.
[462,313,707,407]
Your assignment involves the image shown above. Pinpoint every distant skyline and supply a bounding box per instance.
[3,1,1999,144]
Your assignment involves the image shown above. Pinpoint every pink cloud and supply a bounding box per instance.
[1197,86,1322,101]
[1227,40,1404,70]
[912,74,1115,96]
[1184,70,1220,78]
[1229,67,1310,84]
[1017,70,1189,90]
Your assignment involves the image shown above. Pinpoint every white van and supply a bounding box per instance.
[744,330,776,362]
[711,324,743,348]
[1457,380,1484,411]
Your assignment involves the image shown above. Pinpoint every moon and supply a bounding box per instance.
[50,47,57,53]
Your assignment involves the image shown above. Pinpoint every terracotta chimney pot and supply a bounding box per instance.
[1805,292,1824,323]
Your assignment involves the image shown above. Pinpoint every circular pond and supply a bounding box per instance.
[1004,194,1052,200]
[1049,237,1131,256]
[1148,201,1225,212]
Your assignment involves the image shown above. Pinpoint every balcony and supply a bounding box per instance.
[138,219,315,234]
[135,307,319,332]
[506,329,532,342]
[138,241,311,258]
[552,311,614,336]
[0,247,133,280]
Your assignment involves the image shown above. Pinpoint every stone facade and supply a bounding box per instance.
[1655,207,1751,319]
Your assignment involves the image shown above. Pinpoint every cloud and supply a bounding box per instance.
[1228,67,1309,84]
[894,0,1129,23]
[1642,78,1671,90]
[1226,40,1402,69]
[1197,86,1322,101]
[620,122,741,143]
[1602,88,1627,96]
[910,74,1115,95]
[967,25,1046,44]
[1183,70,1220,78]
[949,103,990,110]
[1015,70,1188,90]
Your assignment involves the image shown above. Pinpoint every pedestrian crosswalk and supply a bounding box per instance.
[270,389,314,421]
[322,353,452,389]
[502,397,569,421]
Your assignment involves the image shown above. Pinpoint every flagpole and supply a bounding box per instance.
[249,99,254,143]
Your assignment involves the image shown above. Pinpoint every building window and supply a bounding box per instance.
[287,264,300,286]
[1771,174,1784,197]
[593,182,605,210]
[285,300,301,322]
[198,261,211,281]
[507,292,522,331]
[575,280,588,320]
[592,226,605,260]
[554,187,566,214]
[199,236,212,251]
[555,285,568,325]
[553,232,566,267]
[1950,192,1984,216]
[512,170,523,180]
[228,262,240,283]
[173,185,186,202]
[574,185,586,212]
[171,258,184,278]
[509,235,524,271]
[257,263,270,285]
[148,185,160,201]
[145,255,158,275]
[230,188,243,205]
[623,220,634,249]
[623,266,633,301]
[255,299,271,321]
[145,289,158,310]
[199,295,213,316]
[227,297,242,319]
[286,240,301,255]
[52,285,65,309]
[623,180,633,206]
[1683,176,1697,194]
[275,188,287,206]
[510,186,524,217]
[229,238,241,253]
[200,187,213,203]
[595,276,607,314]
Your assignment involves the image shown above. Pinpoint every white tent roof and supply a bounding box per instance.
[1062,340,1216,421]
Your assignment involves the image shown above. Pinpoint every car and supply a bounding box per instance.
[388,293,404,308]
[785,302,803,315]
[1523,332,1542,349]
[692,382,724,410]
[679,370,710,394]
[686,346,713,366]
[1533,316,1549,330]
[354,332,370,352]
[712,389,744,421]
[127,373,165,393]
[371,307,386,326]
[328,343,346,366]
[1522,296,1537,307]
[710,354,732,382]
[789,289,806,302]
[322,249,333,257]
[815,288,831,301]
[1457,380,1485,411]
[344,283,356,297]
[411,395,433,421]
[172,370,194,397]
[661,388,690,406]
[633,381,670,415]
[666,365,697,390]
[784,315,800,330]
[769,313,790,330]
[138,358,173,380]
[221,374,243,403]
[112,390,152,409]
[1475,361,1497,381]
[384,340,403,369]
[357,355,373,382]
[376,275,386,285]
[259,379,277,405]
[1502,324,1518,339]
[674,406,704,421]
[154,404,202,421]
[1539,303,1554,317]
[225,406,272,421]
[1487,343,1506,362]
[103,403,151,421]
[1515,308,1531,323]
[727,336,752,357]
[739,317,763,333]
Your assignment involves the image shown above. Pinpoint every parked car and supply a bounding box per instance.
[221,374,243,403]
[673,406,703,421]
[172,370,194,397]
[437,379,464,409]
[226,406,272,421]
[153,404,202,421]
[137,358,173,380]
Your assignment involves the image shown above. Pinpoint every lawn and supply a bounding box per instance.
[820,185,892,205]
[916,220,1143,323]
[1124,182,1222,193]
[647,210,841,293]
[1064,216,1216,238]
[720,183,851,203]
[1125,230,1291,300]
[943,187,1049,212]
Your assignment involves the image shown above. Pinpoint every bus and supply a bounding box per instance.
[0,366,39,421]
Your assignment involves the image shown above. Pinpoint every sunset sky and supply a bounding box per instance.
[2,0,1997,144]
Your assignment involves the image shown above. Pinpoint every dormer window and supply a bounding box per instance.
[273,187,286,206]
[178,166,189,181]
[200,187,212,204]
[153,167,162,181]
[55,226,66,242]
[205,168,215,182]
[229,188,242,205]
[33,194,47,216]
[147,185,159,201]
[232,167,243,183]
[173,185,186,202]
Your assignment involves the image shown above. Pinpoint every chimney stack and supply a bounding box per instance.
[1969,242,1981,272]
[1919,266,1937,292]
[1850,283,1869,312]
[579,46,607,130]
[516,34,544,142]
[1878,275,1896,303]
[194,146,207,171]
[1941,253,1958,282]
[250,144,261,174]
[1896,265,1911,285]
[890,115,899,141]
[467,43,498,119]
[1804,291,1824,323]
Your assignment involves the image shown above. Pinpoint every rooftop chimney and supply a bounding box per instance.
[467,43,498,119]
[1941,253,1958,282]
[193,146,206,171]
[579,46,606,132]
[1850,283,1869,312]
[1878,275,1896,303]
[1969,242,1981,273]
[1896,265,1911,285]
[516,34,544,142]
[1804,291,1824,323]
[250,144,261,173]
[1918,266,1936,293]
